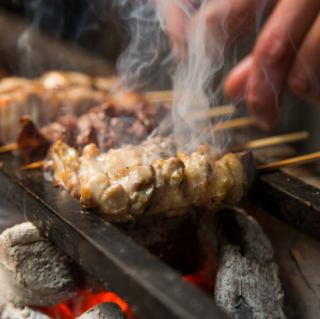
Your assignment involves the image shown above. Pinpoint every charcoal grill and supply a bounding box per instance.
[1,139,320,318]
[0,152,227,319]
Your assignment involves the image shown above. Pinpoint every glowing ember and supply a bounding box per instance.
[184,272,215,295]
[40,303,74,319]
[183,254,217,295]
[40,290,133,319]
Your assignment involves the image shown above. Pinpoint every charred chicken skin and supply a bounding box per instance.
[16,92,167,162]
[50,138,252,222]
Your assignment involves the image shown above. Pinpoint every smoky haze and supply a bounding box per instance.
[115,0,173,90]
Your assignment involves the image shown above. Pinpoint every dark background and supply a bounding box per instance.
[1,0,125,64]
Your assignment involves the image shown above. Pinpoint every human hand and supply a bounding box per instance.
[156,0,320,129]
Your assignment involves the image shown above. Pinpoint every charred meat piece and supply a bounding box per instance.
[17,115,78,163]
[15,95,168,162]
[50,139,253,222]
[76,95,167,150]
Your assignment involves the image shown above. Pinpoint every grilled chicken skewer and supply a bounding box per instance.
[0,71,120,144]
[13,91,168,163]
[50,138,253,222]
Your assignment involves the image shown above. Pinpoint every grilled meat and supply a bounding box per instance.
[0,71,116,143]
[16,93,168,162]
[50,138,252,222]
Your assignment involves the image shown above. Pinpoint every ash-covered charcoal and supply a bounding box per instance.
[214,208,286,319]
[77,303,126,319]
[0,303,50,319]
[0,222,83,307]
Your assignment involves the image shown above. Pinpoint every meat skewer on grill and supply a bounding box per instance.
[49,137,254,222]
[12,90,168,163]
[0,71,117,144]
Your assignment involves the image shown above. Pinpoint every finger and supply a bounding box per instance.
[288,15,320,101]
[224,55,253,100]
[247,0,320,129]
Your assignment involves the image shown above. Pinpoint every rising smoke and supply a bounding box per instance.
[115,0,173,90]
[170,0,231,152]
[116,0,233,151]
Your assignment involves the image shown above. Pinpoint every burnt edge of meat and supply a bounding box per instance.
[17,116,51,163]
[16,99,168,163]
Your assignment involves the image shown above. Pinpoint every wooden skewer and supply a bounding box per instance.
[0,142,18,153]
[143,90,236,118]
[213,117,255,131]
[21,160,46,170]
[143,90,173,103]
[191,104,235,120]
[258,152,320,171]
[232,131,309,152]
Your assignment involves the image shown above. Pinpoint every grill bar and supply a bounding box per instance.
[0,153,226,319]
[254,171,320,241]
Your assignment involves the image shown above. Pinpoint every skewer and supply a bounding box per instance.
[21,160,46,171]
[143,91,236,119]
[258,152,320,172]
[190,104,235,120]
[143,90,172,103]
[213,116,255,131]
[231,131,309,152]
[0,143,18,153]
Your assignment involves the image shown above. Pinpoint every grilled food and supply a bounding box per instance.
[0,71,116,144]
[16,91,167,162]
[50,138,253,222]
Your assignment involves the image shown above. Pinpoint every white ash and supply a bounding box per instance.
[215,208,286,319]
[77,303,126,319]
[0,303,50,319]
[0,222,80,307]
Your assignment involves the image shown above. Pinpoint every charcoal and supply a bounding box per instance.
[77,303,126,319]
[214,208,286,319]
[0,222,82,307]
[0,303,50,319]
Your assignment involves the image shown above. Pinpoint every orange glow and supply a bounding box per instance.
[40,290,132,319]
[184,272,215,294]
[72,290,133,318]
[40,303,74,319]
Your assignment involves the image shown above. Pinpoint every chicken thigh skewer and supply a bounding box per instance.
[50,137,253,222]
[0,71,113,144]
[7,90,168,163]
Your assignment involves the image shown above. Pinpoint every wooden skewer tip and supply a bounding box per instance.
[258,152,320,171]
[0,143,18,153]
[233,131,309,152]
[21,160,46,171]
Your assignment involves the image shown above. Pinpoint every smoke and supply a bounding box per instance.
[169,0,231,152]
[115,0,173,90]
[16,0,66,76]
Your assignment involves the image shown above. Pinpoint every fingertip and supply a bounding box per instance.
[224,56,252,99]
